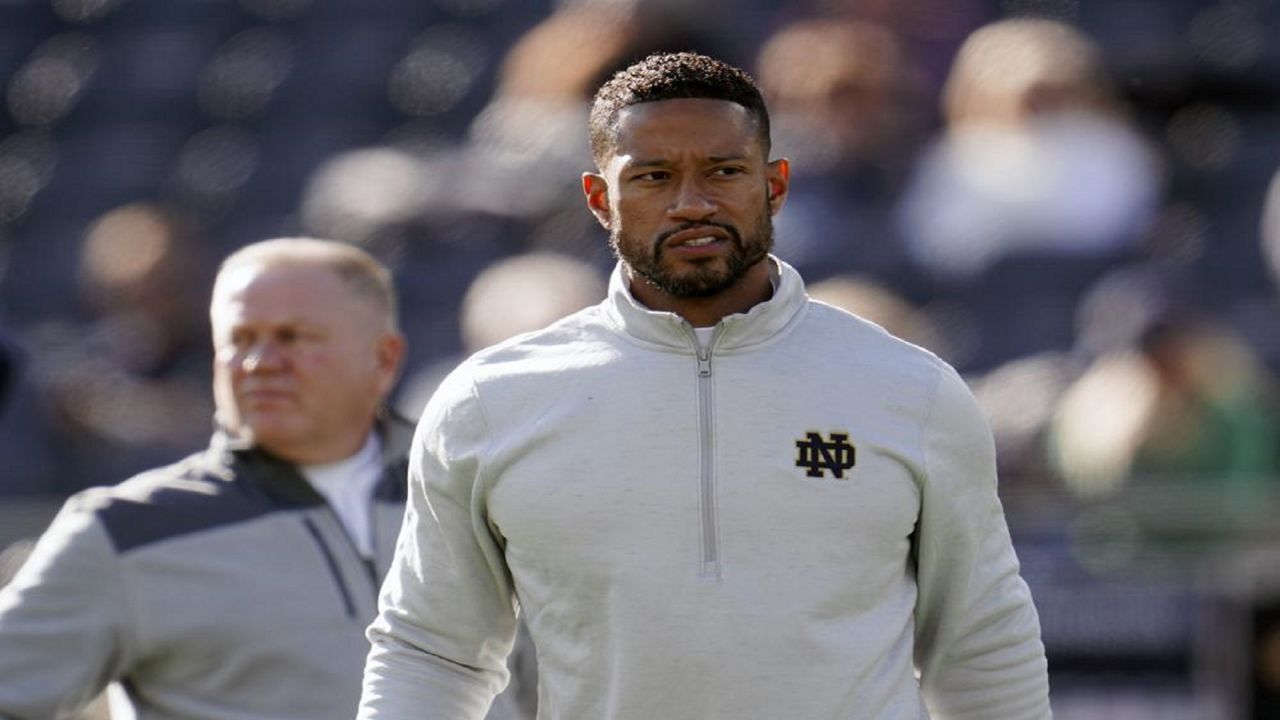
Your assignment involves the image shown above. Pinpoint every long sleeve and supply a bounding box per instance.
[0,497,132,720]
[359,369,518,720]
[913,366,1052,719]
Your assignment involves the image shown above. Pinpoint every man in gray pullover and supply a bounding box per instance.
[0,238,411,720]
[360,53,1051,719]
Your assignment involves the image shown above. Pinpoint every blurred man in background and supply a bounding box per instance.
[0,238,411,719]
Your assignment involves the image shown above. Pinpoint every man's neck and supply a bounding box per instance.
[627,260,774,327]
[249,421,378,466]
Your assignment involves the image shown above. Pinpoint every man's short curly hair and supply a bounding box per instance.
[588,52,771,168]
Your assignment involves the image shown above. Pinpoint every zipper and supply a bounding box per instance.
[302,516,357,618]
[327,503,381,598]
[695,339,720,579]
[365,485,385,589]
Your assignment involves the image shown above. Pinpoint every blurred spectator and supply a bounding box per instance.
[807,274,939,351]
[758,18,919,175]
[899,17,1159,281]
[969,351,1077,490]
[471,4,638,172]
[428,4,642,265]
[801,0,990,101]
[460,250,608,352]
[1049,270,1280,499]
[0,202,214,495]
[756,17,924,284]
[397,250,606,418]
[302,5,646,249]
[895,17,1162,371]
[459,1,720,263]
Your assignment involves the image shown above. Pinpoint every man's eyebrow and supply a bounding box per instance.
[625,154,749,168]
[624,157,671,168]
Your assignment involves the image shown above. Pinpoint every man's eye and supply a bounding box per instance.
[712,166,745,177]
[634,171,670,182]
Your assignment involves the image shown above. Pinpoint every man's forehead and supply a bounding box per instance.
[212,263,348,320]
[216,262,340,299]
[212,292,318,325]
[612,98,759,152]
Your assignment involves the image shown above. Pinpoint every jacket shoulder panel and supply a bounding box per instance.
[82,453,282,555]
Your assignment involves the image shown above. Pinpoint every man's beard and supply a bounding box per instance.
[612,205,774,299]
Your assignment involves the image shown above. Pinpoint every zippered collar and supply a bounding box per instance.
[602,254,809,353]
[204,410,415,507]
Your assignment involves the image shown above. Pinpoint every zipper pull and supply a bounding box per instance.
[696,347,712,377]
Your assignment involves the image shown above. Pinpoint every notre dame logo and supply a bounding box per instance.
[795,431,857,479]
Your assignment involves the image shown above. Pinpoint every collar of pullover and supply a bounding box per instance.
[202,410,414,505]
[603,254,808,353]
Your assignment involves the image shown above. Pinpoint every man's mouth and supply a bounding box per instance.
[680,235,719,247]
[241,389,294,404]
[663,225,733,249]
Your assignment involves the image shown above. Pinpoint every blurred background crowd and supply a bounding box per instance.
[0,0,1279,717]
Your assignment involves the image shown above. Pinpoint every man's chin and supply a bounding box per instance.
[240,419,306,451]
[654,260,752,298]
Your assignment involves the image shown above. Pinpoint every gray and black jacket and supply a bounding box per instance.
[0,415,412,720]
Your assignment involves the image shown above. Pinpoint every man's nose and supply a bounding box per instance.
[242,342,285,372]
[669,178,716,220]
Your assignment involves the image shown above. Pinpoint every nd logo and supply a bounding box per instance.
[794,431,857,479]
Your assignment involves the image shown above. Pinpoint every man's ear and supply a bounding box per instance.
[766,158,791,215]
[582,172,612,230]
[372,331,406,399]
